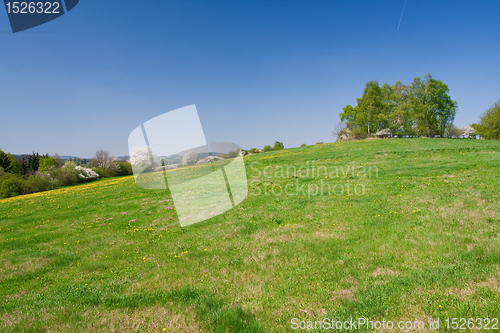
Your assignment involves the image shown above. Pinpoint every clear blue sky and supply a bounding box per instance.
[1,0,499,157]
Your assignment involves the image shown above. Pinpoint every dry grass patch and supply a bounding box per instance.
[330,287,356,301]
[371,267,399,277]
[81,305,205,333]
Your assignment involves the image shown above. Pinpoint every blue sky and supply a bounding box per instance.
[1,0,499,157]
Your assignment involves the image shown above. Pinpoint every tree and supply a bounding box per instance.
[389,81,413,136]
[432,79,457,137]
[332,121,347,140]
[263,145,273,152]
[273,141,284,150]
[408,74,457,137]
[90,149,118,174]
[19,157,28,176]
[339,74,456,139]
[180,150,198,166]
[39,157,59,173]
[129,145,157,170]
[6,153,19,174]
[459,124,475,138]
[28,152,41,172]
[444,124,461,138]
[339,81,386,137]
[0,150,10,172]
[471,100,500,139]
[53,153,64,168]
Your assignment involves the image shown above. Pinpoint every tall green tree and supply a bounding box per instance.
[471,100,500,139]
[0,150,10,173]
[28,152,41,172]
[19,157,28,175]
[339,81,385,137]
[408,74,457,137]
[389,81,414,136]
[39,157,59,173]
[6,153,19,174]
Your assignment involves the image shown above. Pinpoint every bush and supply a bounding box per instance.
[0,166,4,177]
[374,128,392,138]
[24,175,53,193]
[92,167,108,178]
[300,144,306,147]
[75,166,99,181]
[263,145,273,152]
[350,128,367,140]
[116,161,133,176]
[315,142,324,145]
[0,173,26,198]
[249,148,259,154]
[49,162,78,186]
[445,124,461,138]
[273,141,284,150]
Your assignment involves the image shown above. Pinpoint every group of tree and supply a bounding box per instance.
[0,151,49,176]
[0,148,133,199]
[336,73,459,140]
[471,100,500,139]
[245,141,284,155]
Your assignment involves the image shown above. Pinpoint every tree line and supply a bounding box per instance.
[0,149,133,199]
[337,73,458,139]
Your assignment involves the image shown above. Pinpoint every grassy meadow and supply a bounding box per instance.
[1,138,500,332]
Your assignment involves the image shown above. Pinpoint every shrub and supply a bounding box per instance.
[24,175,53,193]
[49,162,78,186]
[92,167,108,178]
[374,128,392,138]
[116,161,133,176]
[75,166,99,181]
[263,145,273,152]
[39,157,59,173]
[445,124,461,138]
[273,141,284,150]
[90,149,119,176]
[350,128,367,140]
[0,166,4,177]
[300,144,306,147]
[315,142,324,145]
[0,173,26,198]
[249,148,259,154]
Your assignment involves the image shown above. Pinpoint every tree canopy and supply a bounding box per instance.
[339,74,457,138]
[471,100,500,139]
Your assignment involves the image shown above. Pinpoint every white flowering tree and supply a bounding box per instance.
[459,124,476,138]
[75,166,99,181]
[180,150,198,166]
[129,145,158,170]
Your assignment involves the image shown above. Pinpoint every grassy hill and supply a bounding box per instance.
[1,138,500,332]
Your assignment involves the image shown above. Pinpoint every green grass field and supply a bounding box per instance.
[1,138,500,332]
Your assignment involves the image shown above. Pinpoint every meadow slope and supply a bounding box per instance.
[1,138,500,332]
